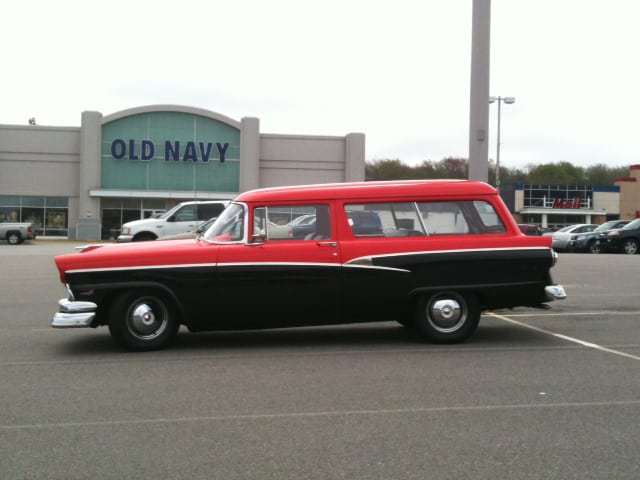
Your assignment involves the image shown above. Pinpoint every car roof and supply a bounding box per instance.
[177,200,229,206]
[236,180,497,203]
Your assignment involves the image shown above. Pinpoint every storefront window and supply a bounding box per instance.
[45,208,68,237]
[22,208,44,234]
[0,196,21,207]
[0,196,68,236]
[0,206,20,223]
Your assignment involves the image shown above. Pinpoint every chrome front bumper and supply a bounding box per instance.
[116,234,133,243]
[51,299,97,328]
[545,285,567,302]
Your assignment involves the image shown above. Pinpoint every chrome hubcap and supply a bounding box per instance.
[427,296,467,333]
[127,298,168,340]
[624,242,637,254]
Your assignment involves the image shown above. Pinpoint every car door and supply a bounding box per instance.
[214,203,340,329]
[163,204,198,236]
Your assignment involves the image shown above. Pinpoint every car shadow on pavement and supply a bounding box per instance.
[53,320,560,357]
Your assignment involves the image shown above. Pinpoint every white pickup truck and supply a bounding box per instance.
[0,222,35,245]
[117,201,228,242]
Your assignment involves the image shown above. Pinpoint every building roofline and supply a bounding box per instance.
[101,105,241,129]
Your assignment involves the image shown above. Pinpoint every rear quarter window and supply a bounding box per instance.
[345,200,505,237]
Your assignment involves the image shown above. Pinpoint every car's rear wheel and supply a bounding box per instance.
[6,231,23,245]
[108,290,179,351]
[413,291,480,343]
[623,239,639,255]
[588,241,601,254]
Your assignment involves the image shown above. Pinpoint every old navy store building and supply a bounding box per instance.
[0,105,365,240]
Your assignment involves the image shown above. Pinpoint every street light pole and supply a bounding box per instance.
[468,0,491,182]
[488,96,515,190]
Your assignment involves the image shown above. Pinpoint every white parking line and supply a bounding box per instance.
[489,313,640,362]
[493,311,640,317]
[2,399,640,431]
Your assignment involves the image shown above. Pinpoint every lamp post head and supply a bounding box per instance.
[488,96,497,104]
[503,97,516,104]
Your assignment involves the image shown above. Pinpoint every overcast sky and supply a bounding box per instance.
[2,0,639,169]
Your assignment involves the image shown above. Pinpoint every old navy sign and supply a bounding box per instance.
[110,139,230,163]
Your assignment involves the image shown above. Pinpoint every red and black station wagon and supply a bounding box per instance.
[52,180,566,350]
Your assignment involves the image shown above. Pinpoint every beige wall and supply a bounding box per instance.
[593,191,620,215]
[616,167,640,219]
[0,125,80,197]
[514,188,524,211]
[259,134,352,187]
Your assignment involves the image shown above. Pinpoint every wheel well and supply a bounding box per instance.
[132,231,157,241]
[410,289,485,309]
[96,284,186,326]
[5,230,21,239]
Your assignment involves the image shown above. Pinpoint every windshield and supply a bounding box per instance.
[623,219,640,230]
[204,203,245,242]
[159,204,182,220]
[595,221,618,232]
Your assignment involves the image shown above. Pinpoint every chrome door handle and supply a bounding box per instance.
[316,241,337,247]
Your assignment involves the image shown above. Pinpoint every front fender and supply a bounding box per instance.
[71,281,188,327]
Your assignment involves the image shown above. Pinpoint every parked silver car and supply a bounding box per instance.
[544,224,597,251]
[0,222,35,245]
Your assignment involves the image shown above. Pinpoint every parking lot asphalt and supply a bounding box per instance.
[1,242,639,480]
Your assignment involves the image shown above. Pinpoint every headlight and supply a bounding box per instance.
[576,235,586,241]
[608,230,620,237]
[122,227,130,235]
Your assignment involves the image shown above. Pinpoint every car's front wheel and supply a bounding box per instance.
[413,291,480,343]
[588,241,601,254]
[623,239,639,255]
[108,290,179,351]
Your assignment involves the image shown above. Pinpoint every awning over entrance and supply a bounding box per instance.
[90,189,237,200]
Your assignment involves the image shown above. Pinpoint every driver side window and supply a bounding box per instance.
[253,205,332,241]
[173,205,197,222]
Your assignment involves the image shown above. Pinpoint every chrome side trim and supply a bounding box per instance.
[66,263,219,274]
[342,264,411,273]
[545,285,567,301]
[218,262,341,268]
[345,247,551,265]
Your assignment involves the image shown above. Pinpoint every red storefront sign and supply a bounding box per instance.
[552,198,582,209]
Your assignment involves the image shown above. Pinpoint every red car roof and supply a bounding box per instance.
[236,180,497,203]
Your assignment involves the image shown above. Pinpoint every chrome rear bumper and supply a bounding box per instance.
[51,299,97,328]
[545,285,567,301]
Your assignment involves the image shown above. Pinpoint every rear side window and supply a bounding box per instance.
[345,203,425,237]
[198,203,225,221]
[417,201,504,235]
[344,200,505,237]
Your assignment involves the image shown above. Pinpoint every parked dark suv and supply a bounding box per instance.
[599,218,640,254]
[568,220,629,253]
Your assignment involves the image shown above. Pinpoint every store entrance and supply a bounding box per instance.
[100,198,174,240]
